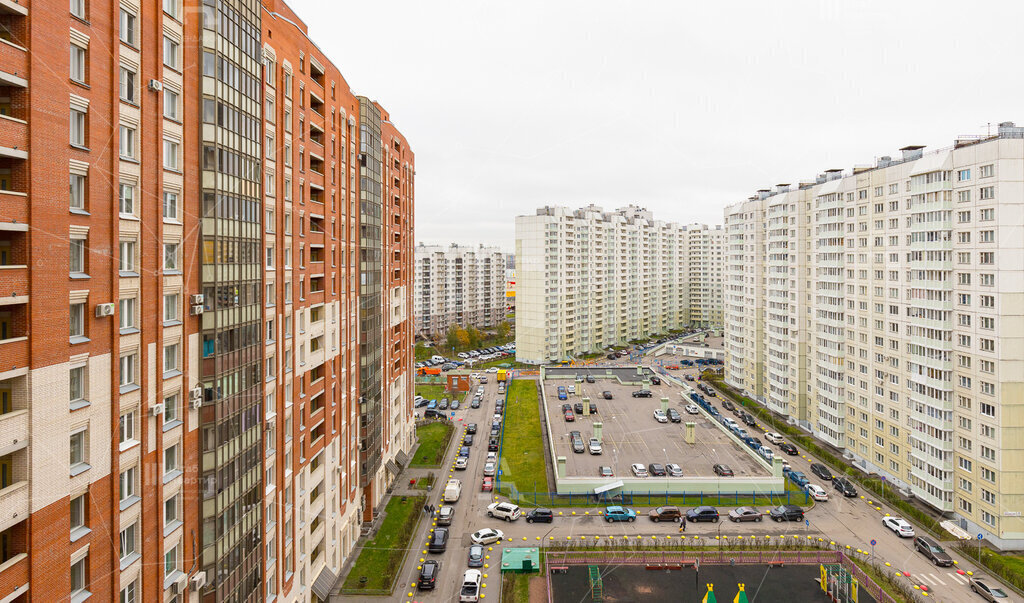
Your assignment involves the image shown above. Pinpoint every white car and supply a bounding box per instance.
[882,517,916,538]
[806,483,828,501]
[666,463,684,477]
[454,457,469,470]
[485,367,498,373]
[460,569,482,602]
[483,461,496,476]
[780,459,792,472]
[653,409,668,423]
[764,432,784,444]
[758,446,774,462]
[588,438,602,454]
[487,502,522,521]
[458,352,470,359]
[685,404,700,414]
[470,528,505,545]
[567,385,575,394]
[631,463,649,477]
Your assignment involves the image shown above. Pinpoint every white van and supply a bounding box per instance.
[444,478,462,503]
[431,355,445,363]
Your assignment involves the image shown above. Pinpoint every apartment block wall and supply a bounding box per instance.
[414,244,507,337]
[723,128,1024,548]
[514,205,723,365]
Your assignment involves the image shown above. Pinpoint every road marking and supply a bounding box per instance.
[929,573,946,586]
[949,572,969,585]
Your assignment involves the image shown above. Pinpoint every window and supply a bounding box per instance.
[163,242,179,271]
[980,294,995,308]
[70,0,85,18]
[119,297,135,330]
[164,543,179,575]
[979,230,994,243]
[119,66,135,102]
[979,186,995,200]
[119,522,136,560]
[119,125,135,159]
[163,191,178,220]
[979,164,994,178]
[119,352,136,387]
[70,108,86,146]
[163,87,179,120]
[980,252,994,264]
[957,190,971,202]
[119,409,136,445]
[163,36,179,69]
[164,293,179,322]
[980,273,995,287]
[981,402,995,417]
[120,581,137,603]
[69,238,86,274]
[70,429,87,467]
[118,183,135,215]
[164,392,179,424]
[70,44,86,83]
[163,0,179,19]
[119,466,136,501]
[119,9,136,45]
[70,555,88,596]
[163,343,179,373]
[957,169,970,181]
[70,493,87,533]
[70,173,85,209]
[164,494,179,526]
[70,366,86,406]
[69,302,85,339]
[163,139,179,170]
[164,443,179,474]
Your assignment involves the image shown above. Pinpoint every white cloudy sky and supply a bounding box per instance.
[288,0,1024,250]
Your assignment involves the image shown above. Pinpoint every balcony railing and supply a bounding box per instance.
[0,480,27,533]
[0,552,28,599]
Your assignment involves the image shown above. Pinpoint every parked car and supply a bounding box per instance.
[648,506,683,522]
[466,423,477,435]
[758,446,774,462]
[471,398,481,409]
[721,400,735,411]
[454,457,469,470]
[713,463,734,477]
[741,412,756,426]
[687,506,720,523]
[809,463,834,481]
[653,409,668,423]
[882,517,915,538]
[779,443,798,455]
[832,477,858,497]
[480,477,493,491]
[666,463,684,477]
[586,375,595,383]
[463,434,474,447]
[604,506,637,522]
[599,466,614,477]
[769,505,804,522]
[439,399,449,410]
[648,463,667,477]
[764,432,784,444]
[589,402,599,414]
[667,408,682,423]
[729,507,763,522]
[574,402,584,414]
[630,463,649,478]
[468,544,485,568]
[633,390,653,398]
[914,536,954,567]
[458,446,471,458]
[487,502,522,522]
[685,403,700,414]
[806,484,829,501]
[418,560,440,590]
[526,508,554,523]
[650,376,661,385]
[470,528,505,545]
[588,438,602,454]
[460,569,482,602]
[451,399,461,410]
[787,471,810,488]
[488,437,500,451]
[969,576,1010,602]
[428,527,449,553]
[571,435,585,454]
[561,403,571,413]
[606,353,617,360]
[564,410,576,422]
[437,506,455,526]
[602,391,614,400]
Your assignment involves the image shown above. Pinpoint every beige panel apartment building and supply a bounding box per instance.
[414,244,507,337]
[723,123,1024,548]
[515,205,723,365]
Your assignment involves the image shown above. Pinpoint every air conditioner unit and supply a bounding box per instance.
[191,385,203,400]
[190,305,204,316]
[191,293,204,305]
[170,573,187,594]
[190,571,207,591]
[191,398,202,410]
[95,303,115,317]
[151,403,165,417]
[148,79,163,91]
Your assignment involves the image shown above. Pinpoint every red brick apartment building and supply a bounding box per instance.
[0,0,415,601]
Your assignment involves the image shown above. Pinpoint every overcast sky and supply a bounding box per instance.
[288,0,1024,251]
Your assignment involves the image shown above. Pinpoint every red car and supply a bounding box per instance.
[564,410,575,422]
[481,477,493,491]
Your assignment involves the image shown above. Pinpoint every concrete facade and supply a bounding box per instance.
[414,243,507,337]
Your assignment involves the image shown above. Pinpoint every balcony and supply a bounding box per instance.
[0,189,25,225]
[0,478,25,533]
[0,549,27,602]
[0,114,25,160]
[0,33,27,90]
[0,405,25,453]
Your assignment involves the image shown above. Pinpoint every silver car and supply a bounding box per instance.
[483,461,496,476]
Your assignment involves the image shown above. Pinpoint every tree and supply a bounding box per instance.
[466,326,482,349]
[455,327,470,349]
[446,325,460,351]
[497,321,512,339]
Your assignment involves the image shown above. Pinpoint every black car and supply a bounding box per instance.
[686,506,720,523]
[650,376,661,385]
[526,508,554,523]
[466,423,477,435]
[914,536,954,567]
[721,400,735,411]
[602,391,613,400]
[809,463,834,481]
[589,402,598,414]
[418,560,439,590]
[571,437,585,454]
[741,412,756,427]
[779,443,798,455]
[666,408,681,423]
[632,390,653,398]
[606,353,617,360]
[574,403,584,414]
[493,405,503,415]
[648,463,667,476]
[769,505,804,522]
[428,527,448,553]
[458,446,470,458]
[414,397,429,408]
[463,434,474,447]
[438,399,449,410]
[451,399,460,410]
[832,477,858,497]
[471,398,481,409]
[713,463,734,476]
[561,403,572,413]
[586,375,595,383]
[488,438,499,451]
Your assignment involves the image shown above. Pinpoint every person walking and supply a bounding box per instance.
[678,519,686,533]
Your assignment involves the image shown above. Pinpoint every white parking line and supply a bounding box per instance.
[929,573,946,586]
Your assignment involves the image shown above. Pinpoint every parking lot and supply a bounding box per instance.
[542,369,768,481]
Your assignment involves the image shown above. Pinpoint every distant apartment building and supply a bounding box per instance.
[515,205,724,365]
[414,244,507,336]
[0,0,415,601]
[723,123,1024,548]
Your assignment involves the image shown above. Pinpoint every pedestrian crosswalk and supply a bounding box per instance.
[915,571,970,586]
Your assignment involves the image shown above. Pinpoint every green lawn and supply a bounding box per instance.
[341,494,426,593]
[499,379,550,493]
[501,572,532,603]
[410,421,454,468]
[473,357,532,370]
[415,384,446,400]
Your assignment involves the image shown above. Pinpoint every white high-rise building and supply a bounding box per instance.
[724,123,1024,548]
[414,244,507,336]
[515,205,724,365]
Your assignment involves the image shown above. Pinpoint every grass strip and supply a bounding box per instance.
[341,494,426,592]
[410,421,453,468]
